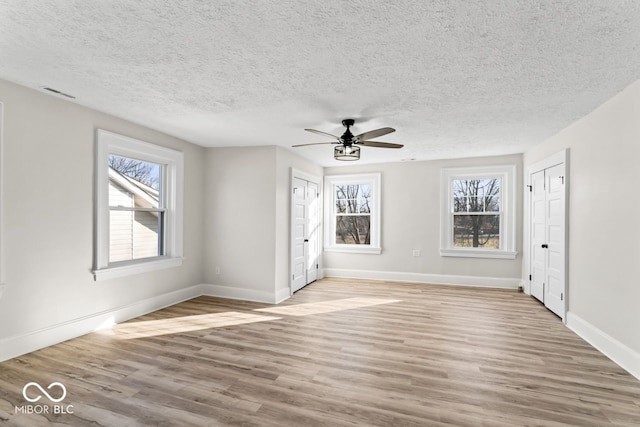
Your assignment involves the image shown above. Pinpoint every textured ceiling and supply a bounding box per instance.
[1,1,639,166]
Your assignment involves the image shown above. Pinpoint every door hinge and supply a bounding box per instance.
[316,264,319,269]
[292,274,295,280]
[529,274,532,281]
[561,293,563,301]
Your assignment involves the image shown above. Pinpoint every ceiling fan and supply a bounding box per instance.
[293,119,403,161]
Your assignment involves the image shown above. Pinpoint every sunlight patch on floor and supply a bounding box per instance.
[99,312,281,339]
[255,297,401,316]
[97,298,400,340]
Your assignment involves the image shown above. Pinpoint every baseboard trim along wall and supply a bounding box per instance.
[275,287,291,304]
[200,284,280,304]
[566,311,640,381]
[323,268,521,289]
[0,285,203,363]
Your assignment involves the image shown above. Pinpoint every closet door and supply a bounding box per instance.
[290,172,321,294]
[291,177,308,293]
[530,170,546,302]
[543,163,566,318]
[529,160,566,320]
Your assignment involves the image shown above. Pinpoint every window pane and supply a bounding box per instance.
[109,155,161,209]
[336,215,370,244]
[109,210,164,262]
[453,214,500,248]
[335,184,371,214]
[453,178,501,212]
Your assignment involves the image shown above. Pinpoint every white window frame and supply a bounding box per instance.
[440,165,517,259]
[94,129,184,280]
[324,173,381,254]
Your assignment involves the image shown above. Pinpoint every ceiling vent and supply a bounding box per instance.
[42,87,76,99]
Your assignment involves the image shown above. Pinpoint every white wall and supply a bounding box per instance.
[0,79,205,357]
[523,80,640,374]
[202,145,322,303]
[203,146,278,301]
[323,154,523,286]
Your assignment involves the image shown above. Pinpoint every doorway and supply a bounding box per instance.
[290,169,321,294]
[528,150,568,320]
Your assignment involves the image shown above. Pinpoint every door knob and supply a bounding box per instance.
[541,244,548,248]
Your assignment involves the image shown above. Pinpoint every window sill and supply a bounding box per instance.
[440,249,517,259]
[325,246,382,255]
[93,257,183,281]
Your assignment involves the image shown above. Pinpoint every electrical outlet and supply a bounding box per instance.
[412,250,421,257]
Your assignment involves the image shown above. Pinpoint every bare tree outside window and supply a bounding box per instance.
[452,178,501,248]
[335,184,371,244]
[109,155,160,190]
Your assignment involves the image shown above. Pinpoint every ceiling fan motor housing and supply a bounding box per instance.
[341,118,355,144]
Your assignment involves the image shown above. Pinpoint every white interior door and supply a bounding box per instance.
[544,163,565,318]
[530,170,546,302]
[291,173,320,294]
[306,181,319,284]
[291,177,307,293]
[528,159,566,320]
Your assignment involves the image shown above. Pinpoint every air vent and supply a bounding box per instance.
[42,87,76,99]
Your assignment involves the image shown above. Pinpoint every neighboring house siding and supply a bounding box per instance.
[109,182,133,262]
[133,211,159,259]
[108,180,159,262]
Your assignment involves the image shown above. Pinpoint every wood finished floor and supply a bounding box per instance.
[1,278,639,426]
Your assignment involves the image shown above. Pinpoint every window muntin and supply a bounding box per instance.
[441,166,516,259]
[94,130,183,280]
[324,174,381,254]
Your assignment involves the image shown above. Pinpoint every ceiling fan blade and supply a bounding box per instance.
[292,142,338,147]
[354,127,395,141]
[359,141,404,149]
[304,129,341,140]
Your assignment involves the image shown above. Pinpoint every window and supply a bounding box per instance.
[94,130,183,280]
[441,166,516,259]
[324,173,381,254]
[108,155,163,262]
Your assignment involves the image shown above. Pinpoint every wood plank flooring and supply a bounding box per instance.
[1,278,639,426]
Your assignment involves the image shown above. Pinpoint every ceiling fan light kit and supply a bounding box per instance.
[293,118,403,161]
[334,144,360,161]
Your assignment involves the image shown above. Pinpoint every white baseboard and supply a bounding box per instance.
[566,311,640,381]
[0,285,203,363]
[275,287,291,303]
[323,268,521,289]
[200,284,278,304]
